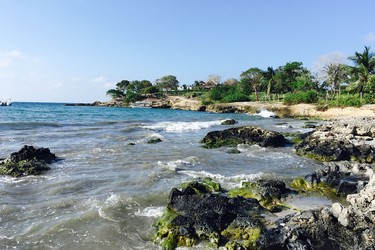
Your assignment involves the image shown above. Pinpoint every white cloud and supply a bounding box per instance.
[0,49,26,68]
[104,82,114,88]
[365,32,375,42]
[5,50,24,58]
[90,76,108,83]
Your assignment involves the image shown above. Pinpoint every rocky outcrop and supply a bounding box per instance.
[263,168,375,249]
[295,117,375,163]
[153,178,273,249]
[0,145,57,177]
[201,126,286,148]
[291,161,371,196]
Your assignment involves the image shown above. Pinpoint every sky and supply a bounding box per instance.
[0,0,375,103]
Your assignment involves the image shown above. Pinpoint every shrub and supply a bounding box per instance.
[330,95,363,107]
[222,93,250,103]
[283,90,318,105]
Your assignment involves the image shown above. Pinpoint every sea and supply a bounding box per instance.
[0,102,324,249]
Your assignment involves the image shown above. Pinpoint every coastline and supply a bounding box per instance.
[85,96,375,120]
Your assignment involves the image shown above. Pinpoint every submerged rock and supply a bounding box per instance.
[0,145,57,177]
[147,138,162,144]
[201,126,286,149]
[221,119,237,125]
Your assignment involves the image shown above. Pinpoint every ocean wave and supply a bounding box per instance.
[254,109,277,118]
[134,206,164,217]
[179,170,264,189]
[157,156,200,171]
[97,194,140,222]
[143,120,223,132]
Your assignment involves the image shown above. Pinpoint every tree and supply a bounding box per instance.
[116,80,130,94]
[223,78,239,86]
[106,89,123,100]
[348,46,375,98]
[192,80,206,90]
[156,75,179,93]
[315,52,349,97]
[274,62,306,94]
[263,67,276,99]
[240,67,263,101]
[207,74,221,86]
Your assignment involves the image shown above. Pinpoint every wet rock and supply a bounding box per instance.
[10,145,56,163]
[0,145,57,177]
[147,138,162,144]
[290,161,370,196]
[153,178,266,249]
[295,117,375,163]
[221,119,237,125]
[201,126,286,149]
[228,179,293,212]
[262,170,375,249]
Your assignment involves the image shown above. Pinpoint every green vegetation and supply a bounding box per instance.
[106,46,375,108]
[283,90,318,105]
[290,178,338,198]
[228,182,285,212]
[0,159,50,177]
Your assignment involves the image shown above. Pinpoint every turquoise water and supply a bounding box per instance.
[0,102,322,249]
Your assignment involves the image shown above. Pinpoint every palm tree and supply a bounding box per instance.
[348,46,375,98]
[263,67,276,100]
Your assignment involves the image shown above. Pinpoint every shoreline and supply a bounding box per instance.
[80,96,375,120]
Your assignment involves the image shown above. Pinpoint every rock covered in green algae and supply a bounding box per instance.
[201,126,286,149]
[0,145,57,177]
[228,179,294,213]
[153,178,266,250]
[290,161,371,197]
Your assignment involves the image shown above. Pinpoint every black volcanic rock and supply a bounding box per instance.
[201,126,286,148]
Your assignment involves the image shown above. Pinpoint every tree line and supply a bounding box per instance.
[107,46,375,106]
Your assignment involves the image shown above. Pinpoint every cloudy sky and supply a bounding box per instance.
[1,0,375,102]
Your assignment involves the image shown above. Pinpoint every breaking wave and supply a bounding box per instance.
[143,120,223,132]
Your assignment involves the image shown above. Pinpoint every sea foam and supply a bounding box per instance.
[143,120,223,132]
[254,109,277,118]
[134,206,164,217]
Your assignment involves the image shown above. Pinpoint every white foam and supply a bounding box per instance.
[254,109,277,118]
[158,156,199,171]
[143,120,223,132]
[134,206,164,217]
[179,170,264,189]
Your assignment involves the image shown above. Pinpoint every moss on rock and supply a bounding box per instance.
[227,180,292,213]
[290,177,337,197]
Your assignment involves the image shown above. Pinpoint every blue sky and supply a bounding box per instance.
[0,0,375,102]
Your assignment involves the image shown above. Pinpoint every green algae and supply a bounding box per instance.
[290,178,337,197]
[227,182,286,213]
[202,138,242,149]
[222,226,261,249]
[179,177,221,194]
[152,208,180,250]
[0,159,50,177]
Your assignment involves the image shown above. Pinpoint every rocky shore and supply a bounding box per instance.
[81,96,375,119]
[153,118,375,249]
